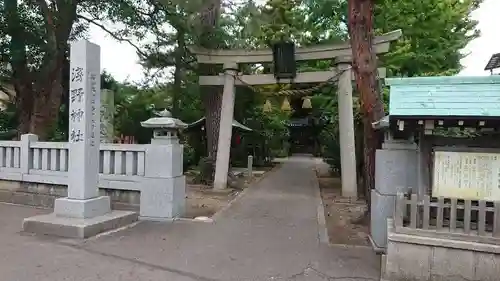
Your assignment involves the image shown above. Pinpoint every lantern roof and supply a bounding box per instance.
[140,109,188,129]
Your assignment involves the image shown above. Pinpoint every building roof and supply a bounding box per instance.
[386,75,500,119]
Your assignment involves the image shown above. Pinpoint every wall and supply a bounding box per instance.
[383,225,500,281]
[0,180,139,211]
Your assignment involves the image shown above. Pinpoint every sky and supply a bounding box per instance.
[88,0,500,83]
[458,0,500,76]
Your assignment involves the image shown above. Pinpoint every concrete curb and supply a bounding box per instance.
[313,168,373,250]
[312,168,329,245]
[0,201,51,210]
[211,163,281,223]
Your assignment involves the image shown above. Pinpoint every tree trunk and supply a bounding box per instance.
[203,87,222,160]
[199,0,223,181]
[5,0,32,138]
[15,83,34,137]
[172,29,185,117]
[6,0,75,140]
[362,114,375,204]
[30,72,63,140]
[348,0,385,211]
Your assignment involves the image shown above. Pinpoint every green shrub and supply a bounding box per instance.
[320,126,341,176]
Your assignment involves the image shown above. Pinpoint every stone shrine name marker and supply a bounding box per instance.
[68,40,101,200]
[23,40,137,239]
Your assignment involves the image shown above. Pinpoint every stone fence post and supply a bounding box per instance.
[20,134,38,174]
[247,155,253,179]
[139,110,187,220]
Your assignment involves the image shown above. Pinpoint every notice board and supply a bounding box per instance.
[432,150,500,200]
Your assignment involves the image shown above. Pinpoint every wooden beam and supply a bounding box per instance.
[189,30,402,64]
[199,68,386,86]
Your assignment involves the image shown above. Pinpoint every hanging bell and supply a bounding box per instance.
[302,96,312,109]
[281,97,291,111]
[263,99,272,113]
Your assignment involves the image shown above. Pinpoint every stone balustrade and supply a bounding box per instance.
[0,133,185,220]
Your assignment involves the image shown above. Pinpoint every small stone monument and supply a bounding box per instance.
[100,89,114,143]
[139,109,187,220]
[22,40,137,238]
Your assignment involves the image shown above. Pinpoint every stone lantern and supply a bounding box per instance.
[141,109,187,145]
[139,109,187,219]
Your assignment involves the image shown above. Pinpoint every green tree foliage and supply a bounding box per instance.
[0,0,483,173]
[375,0,482,76]
[258,0,305,44]
[0,0,174,138]
[298,0,481,174]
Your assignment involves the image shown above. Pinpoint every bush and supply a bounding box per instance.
[183,142,197,171]
[319,126,341,176]
[193,156,214,185]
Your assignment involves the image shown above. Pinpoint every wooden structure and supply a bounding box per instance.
[386,75,500,199]
[371,75,500,252]
[185,117,259,167]
[190,30,402,196]
[375,75,500,281]
[395,193,500,239]
[382,192,500,281]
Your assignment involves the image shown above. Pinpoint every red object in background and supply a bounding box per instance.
[116,135,137,144]
[234,134,241,145]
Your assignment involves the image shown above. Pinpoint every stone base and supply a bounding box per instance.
[368,234,386,254]
[139,176,185,220]
[54,196,111,218]
[0,180,140,211]
[23,210,138,238]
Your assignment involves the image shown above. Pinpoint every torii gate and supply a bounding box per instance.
[190,30,402,198]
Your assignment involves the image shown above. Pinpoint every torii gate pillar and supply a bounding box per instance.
[214,62,238,190]
[335,57,358,199]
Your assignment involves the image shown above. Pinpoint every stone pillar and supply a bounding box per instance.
[247,155,253,179]
[58,40,107,205]
[335,59,357,199]
[213,62,237,190]
[370,132,418,252]
[20,134,38,174]
[100,89,114,143]
[23,40,137,238]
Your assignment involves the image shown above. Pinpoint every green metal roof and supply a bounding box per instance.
[386,75,500,118]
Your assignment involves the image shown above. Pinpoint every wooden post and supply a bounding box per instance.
[494,202,500,237]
